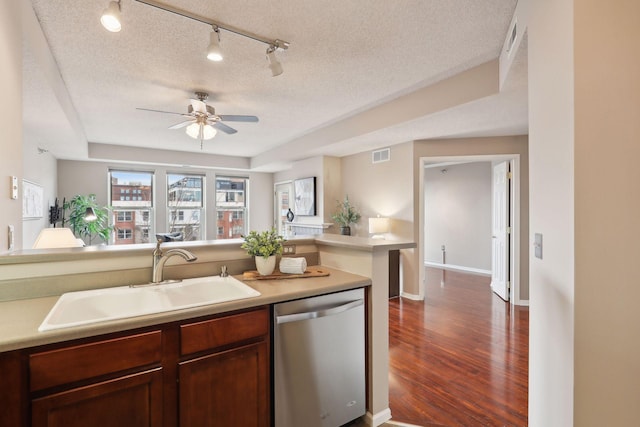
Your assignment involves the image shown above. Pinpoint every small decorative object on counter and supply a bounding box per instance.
[241,228,285,276]
[331,195,361,236]
[279,257,307,275]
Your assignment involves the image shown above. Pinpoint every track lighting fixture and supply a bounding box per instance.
[266,45,283,77]
[100,0,122,32]
[206,26,223,62]
[114,0,290,76]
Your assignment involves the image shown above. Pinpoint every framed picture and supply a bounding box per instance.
[294,177,316,216]
[22,180,44,219]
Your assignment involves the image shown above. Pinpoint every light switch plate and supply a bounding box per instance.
[10,176,18,200]
[534,233,543,259]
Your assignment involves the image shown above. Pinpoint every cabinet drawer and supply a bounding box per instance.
[30,330,162,392]
[180,308,269,356]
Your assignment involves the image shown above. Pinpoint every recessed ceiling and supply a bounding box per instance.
[24,0,526,171]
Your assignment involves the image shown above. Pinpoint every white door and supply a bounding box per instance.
[491,161,510,301]
[274,182,293,236]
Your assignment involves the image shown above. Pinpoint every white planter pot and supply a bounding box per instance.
[255,255,276,276]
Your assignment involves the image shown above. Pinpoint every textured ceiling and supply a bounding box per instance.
[24,0,526,171]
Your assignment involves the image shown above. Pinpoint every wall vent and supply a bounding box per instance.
[372,148,390,164]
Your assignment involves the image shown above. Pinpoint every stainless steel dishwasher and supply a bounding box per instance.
[274,288,365,427]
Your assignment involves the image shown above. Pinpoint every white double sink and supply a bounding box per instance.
[39,275,260,332]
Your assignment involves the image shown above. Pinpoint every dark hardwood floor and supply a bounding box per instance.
[388,268,529,427]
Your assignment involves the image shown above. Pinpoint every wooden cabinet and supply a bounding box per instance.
[28,331,164,427]
[179,342,269,427]
[32,369,163,427]
[0,307,270,427]
[178,308,270,427]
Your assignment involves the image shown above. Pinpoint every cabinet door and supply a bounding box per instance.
[179,341,269,427]
[32,368,163,427]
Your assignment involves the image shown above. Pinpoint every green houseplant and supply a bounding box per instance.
[63,194,113,245]
[331,195,361,236]
[241,228,285,275]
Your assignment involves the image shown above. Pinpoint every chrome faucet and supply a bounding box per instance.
[152,239,197,283]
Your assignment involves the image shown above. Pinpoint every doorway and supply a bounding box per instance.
[418,154,522,304]
[274,181,293,237]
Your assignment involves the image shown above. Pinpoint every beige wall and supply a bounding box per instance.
[528,0,575,424]
[341,142,416,293]
[0,0,23,252]
[414,136,529,299]
[573,1,640,425]
[273,155,342,227]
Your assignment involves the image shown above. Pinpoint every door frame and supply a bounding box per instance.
[418,154,524,305]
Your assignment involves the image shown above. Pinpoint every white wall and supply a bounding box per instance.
[424,162,492,271]
[22,139,57,249]
[58,160,273,241]
[0,0,23,252]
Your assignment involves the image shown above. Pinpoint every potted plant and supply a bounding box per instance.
[63,194,113,245]
[331,195,361,236]
[241,228,285,275]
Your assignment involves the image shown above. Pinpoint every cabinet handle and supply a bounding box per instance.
[276,299,363,324]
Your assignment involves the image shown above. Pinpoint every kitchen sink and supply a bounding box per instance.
[39,275,260,332]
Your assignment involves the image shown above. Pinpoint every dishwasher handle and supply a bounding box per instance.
[276,299,364,324]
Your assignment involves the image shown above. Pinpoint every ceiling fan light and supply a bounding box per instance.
[206,28,223,62]
[266,49,283,77]
[100,1,122,33]
[202,124,217,140]
[185,123,201,139]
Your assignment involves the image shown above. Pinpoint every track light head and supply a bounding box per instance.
[100,0,122,32]
[207,27,223,62]
[266,45,283,77]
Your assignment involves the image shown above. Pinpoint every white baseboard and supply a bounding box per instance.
[424,261,491,276]
[400,291,423,301]
[364,408,392,426]
[514,299,529,307]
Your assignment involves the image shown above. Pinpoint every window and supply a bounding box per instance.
[110,170,154,245]
[117,211,132,222]
[167,174,204,241]
[216,176,248,239]
[117,229,132,240]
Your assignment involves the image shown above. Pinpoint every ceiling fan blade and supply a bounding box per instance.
[190,99,207,114]
[217,115,259,123]
[213,121,238,134]
[168,120,195,130]
[136,107,185,115]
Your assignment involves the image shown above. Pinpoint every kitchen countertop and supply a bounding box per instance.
[0,266,370,353]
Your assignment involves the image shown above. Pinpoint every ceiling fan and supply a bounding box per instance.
[137,92,259,149]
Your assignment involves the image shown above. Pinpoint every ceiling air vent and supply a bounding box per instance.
[372,148,390,164]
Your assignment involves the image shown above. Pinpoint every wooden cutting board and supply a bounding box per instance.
[242,266,330,281]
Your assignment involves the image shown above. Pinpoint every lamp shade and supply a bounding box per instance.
[32,228,84,249]
[369,217,389,234]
